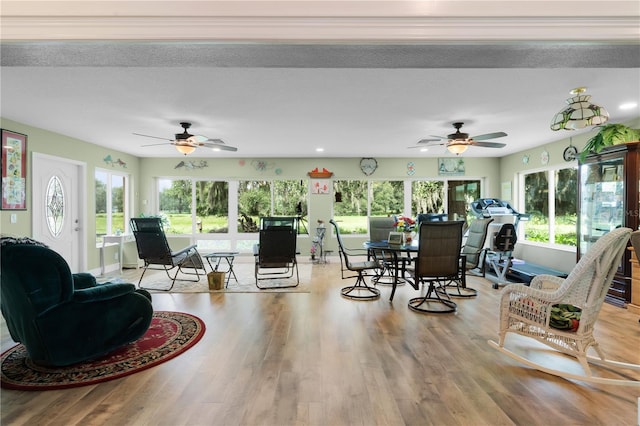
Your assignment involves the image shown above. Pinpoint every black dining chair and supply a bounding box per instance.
[438,217,493,298]
[405,221,465,313]
[330,219,380,300]
[368,216,401,285]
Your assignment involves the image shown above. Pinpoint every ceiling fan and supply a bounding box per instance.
[134,122,238,155]
[410,122,507,155]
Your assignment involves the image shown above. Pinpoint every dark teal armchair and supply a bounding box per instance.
[0,240,153,366]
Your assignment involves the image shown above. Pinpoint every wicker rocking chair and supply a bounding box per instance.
[488,227,640,386]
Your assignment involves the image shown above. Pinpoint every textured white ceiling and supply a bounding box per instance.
[2,42,639,158]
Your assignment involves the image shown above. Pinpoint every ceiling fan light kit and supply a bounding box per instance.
[447,143,469,155]
[175,144,197,155]
[411,122,507,154]
[550,87,609,131]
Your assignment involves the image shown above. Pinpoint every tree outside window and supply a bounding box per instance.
[522,166,577,246]
[159,178,192,234]
[411,180,444,215]
[524,171,550,243]
[554,168,578,246]
[238,180,270,232]
[195,180,229,233]
[273,180,307,217]
[370,181,403,216]
[333,180,368,234]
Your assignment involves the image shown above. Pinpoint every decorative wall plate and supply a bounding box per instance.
[360,158,378,176]
[563,145,578,162]
[541,150,549,165]
[522,155,530,164]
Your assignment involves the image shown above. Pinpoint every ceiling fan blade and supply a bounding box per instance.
[471,131,507,141]
[133,132,172,141]
[470,141,507,148]
[141,142,173,147]
[202,139,238,152]
[188,135,209,143]
[204,143,238,152]
[417,138,444,145]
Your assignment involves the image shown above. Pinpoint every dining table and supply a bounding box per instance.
[363,240,418,301]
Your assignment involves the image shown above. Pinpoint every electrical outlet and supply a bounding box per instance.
[10,214,17,224]
[114,252,119,260]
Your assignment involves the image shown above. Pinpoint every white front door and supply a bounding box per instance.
[32,153,86,272]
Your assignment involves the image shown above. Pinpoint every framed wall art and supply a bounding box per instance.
[438,158,465,176]
[1,129,28,210]
[311,179,331,194]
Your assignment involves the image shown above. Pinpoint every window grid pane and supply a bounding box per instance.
[159,178,192,234]
[524,171,550,243]
[554,167,578,246]
[333,180,368,234]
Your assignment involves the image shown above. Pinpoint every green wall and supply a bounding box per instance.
[498,117,640,273]
[139,156,501,256]
[0,117,141,271]
[2,115,638,273]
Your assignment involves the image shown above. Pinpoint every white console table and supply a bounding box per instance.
[101,234,135,274]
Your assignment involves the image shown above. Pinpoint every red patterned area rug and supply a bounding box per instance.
[0,311,205,391]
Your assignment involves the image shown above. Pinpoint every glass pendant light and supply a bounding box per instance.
[550,87,609,131]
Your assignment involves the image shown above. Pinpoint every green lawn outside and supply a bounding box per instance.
[97,213,577,245]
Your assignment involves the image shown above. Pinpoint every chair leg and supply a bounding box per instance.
[138,264,177,291]
[372,261,405,286]
[255,261,300,289]
[437,273,478,298]
[408,280,457,313]
[341,271,380,300]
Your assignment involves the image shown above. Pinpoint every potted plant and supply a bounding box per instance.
[579,123,640,161]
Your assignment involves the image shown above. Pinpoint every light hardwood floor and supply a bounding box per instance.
[2,258,639,425]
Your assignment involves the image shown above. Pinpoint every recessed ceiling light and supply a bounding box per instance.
[619,102,638,110]
[420,148,429,152]
[316,148,324,152]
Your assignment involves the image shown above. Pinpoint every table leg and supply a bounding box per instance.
[225,256,239,287]
[390,251,399,302]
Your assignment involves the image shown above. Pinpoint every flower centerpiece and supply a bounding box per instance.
[394,215,416,243]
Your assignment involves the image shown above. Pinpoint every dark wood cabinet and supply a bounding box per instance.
[578,141,639,307]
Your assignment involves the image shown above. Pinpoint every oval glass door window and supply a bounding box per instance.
[46,175,65,237]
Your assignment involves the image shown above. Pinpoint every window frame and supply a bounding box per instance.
[517,163,578,250]
[332,177,483,236]
[95,168,130,244]
[154,177,310,251]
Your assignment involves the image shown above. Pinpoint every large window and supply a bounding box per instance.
[237,180,271,232]
[159,178,192,234]
[156,178,309,236]
[411,180,445,215]
[371,181,403,216]
[273,180,307,217]
[333,179,480,234]
[195,180,229,233]
[95,170,128,243]
[521,166,577,246]
[333,180,369,234]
